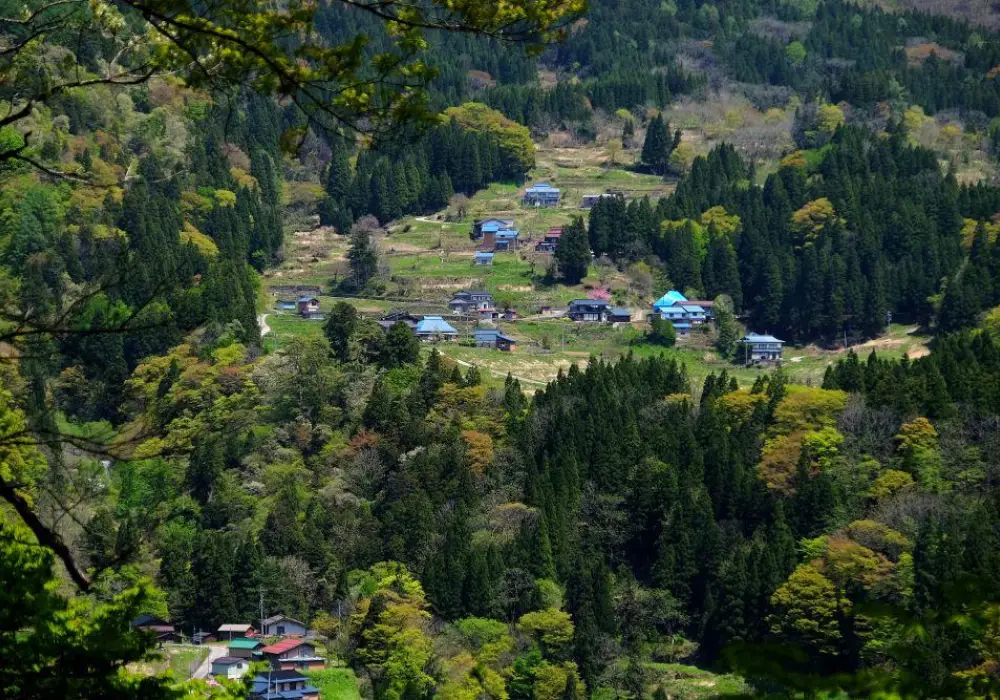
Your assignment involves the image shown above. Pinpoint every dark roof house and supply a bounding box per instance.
[474,328,517,351]
[568,299,610,322]
[250,670,320,700]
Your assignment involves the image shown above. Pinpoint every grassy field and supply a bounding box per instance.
[307,668,362,700]
[644,662,751,699]
[128,643,208,679]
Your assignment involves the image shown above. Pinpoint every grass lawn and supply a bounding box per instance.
[644,662,750,699]
[307,668,362,700]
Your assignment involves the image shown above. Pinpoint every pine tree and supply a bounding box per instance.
[554,217,591,284]
[641,113,673,175]
[347,224,380,291]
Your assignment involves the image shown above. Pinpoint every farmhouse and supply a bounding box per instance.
[211,656,250,680]
[415,316,458,342]
[472,218,514,239]
[261,614,308,637]
[651,290,714,331]
[494,228,520,250]
[568,299,610,322]
[581,193,616,209]
[217,623,256,640]
[250,670,320,700]
[535,227,562,253]
[131,614,179,643]
[523,182,561,207]
[296,297,320,319]
[607,307,632,323]
[740,333,785,363]
[377,311,421,332]
[474,328,517,351]
[448,290,495,315]
[259,638,325,671]
[227,637,263,659]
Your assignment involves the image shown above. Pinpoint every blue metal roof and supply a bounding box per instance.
[496,229,519,238]
[475,252,494,259]
[526,182,560,192]
[743,333,784,344]
[481,222,501,232]
[416,316,457,334]
[659,306,686,314]
[673,322,692,329]
[652,290,688,309]
[681,305,706,313]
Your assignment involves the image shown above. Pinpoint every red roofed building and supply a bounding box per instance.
[259,638,325,671]
[535,228,563,253]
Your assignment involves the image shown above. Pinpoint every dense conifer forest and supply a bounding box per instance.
[6,0,1000,698]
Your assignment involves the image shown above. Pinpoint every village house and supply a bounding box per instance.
[191,631,215,645]
[250,670,320,700]
[472,218,514,240]
[217,624,256,641]
[739,333,785,364]
[581,193,616,209]
[474,251,494,266]
[523,182,561,207]
[474,328,517,351]
[377,311,421,332]
[211,656,250,680]
[227,637,263,659]
[261,614,308,637]
[568,299,610,322]
[259,638,326,671]
[415,316,458,342]
[607,307,632,323]
[131,614,179,643]
[296,297,321,319]
[534,227,562,253]
[448,290,495,315]
[651,290,714,332]
[494,228,520,251]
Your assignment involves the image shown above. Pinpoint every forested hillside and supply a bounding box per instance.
[6,0,1000,698]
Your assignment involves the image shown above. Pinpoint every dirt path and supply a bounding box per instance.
[192,644,227,679]
[258,313,271,337]
[414,215,450,225]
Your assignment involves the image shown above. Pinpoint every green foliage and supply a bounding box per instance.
[554,217,590,285]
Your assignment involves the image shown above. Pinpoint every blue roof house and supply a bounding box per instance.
[652,290,689,310]
[740,333,785,363]
[494,228,520,250]
[523,183,561,207]
[474,328,517,351]
[415,316,458,342]
[474,252,494,266]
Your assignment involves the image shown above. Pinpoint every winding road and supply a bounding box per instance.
[258,313,271,337]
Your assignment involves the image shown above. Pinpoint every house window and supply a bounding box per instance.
[277,625,285,635]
